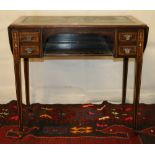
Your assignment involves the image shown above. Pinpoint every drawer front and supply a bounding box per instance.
[19,32,40,42]
[20,45,40,57]
[118,46,137,56]
[119,32,137,42]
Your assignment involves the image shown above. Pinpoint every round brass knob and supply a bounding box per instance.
[26,35,32,41]
[124,48,131,54]
[124,34,132,41]
[25,48,33,54]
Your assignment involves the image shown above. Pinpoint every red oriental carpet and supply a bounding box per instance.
[0,100,155,144]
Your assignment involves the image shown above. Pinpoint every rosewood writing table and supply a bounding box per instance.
[8,16,149,137]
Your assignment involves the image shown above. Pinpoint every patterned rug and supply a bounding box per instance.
[0,100,155,144]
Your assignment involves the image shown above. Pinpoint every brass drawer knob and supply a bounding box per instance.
[124,34,132,40]
[26,35,33,41]
[25,48,33,54]
[124,48,131,54]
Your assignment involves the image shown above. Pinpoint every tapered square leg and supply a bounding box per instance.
[24,58,30,108]
[122,58,129,104]
[133,57,143,130]
[14,58,24,133]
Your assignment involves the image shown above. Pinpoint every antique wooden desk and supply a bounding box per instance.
[8,16,149,136]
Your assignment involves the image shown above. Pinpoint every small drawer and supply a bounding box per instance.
[20,45,40,57]
[19,32,40,42]
[118,46,137,56]
[119,32,137,42]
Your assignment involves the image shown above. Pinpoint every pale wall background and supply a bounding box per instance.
[0,10,155,104]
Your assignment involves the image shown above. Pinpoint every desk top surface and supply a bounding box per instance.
[10,16,146,27]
